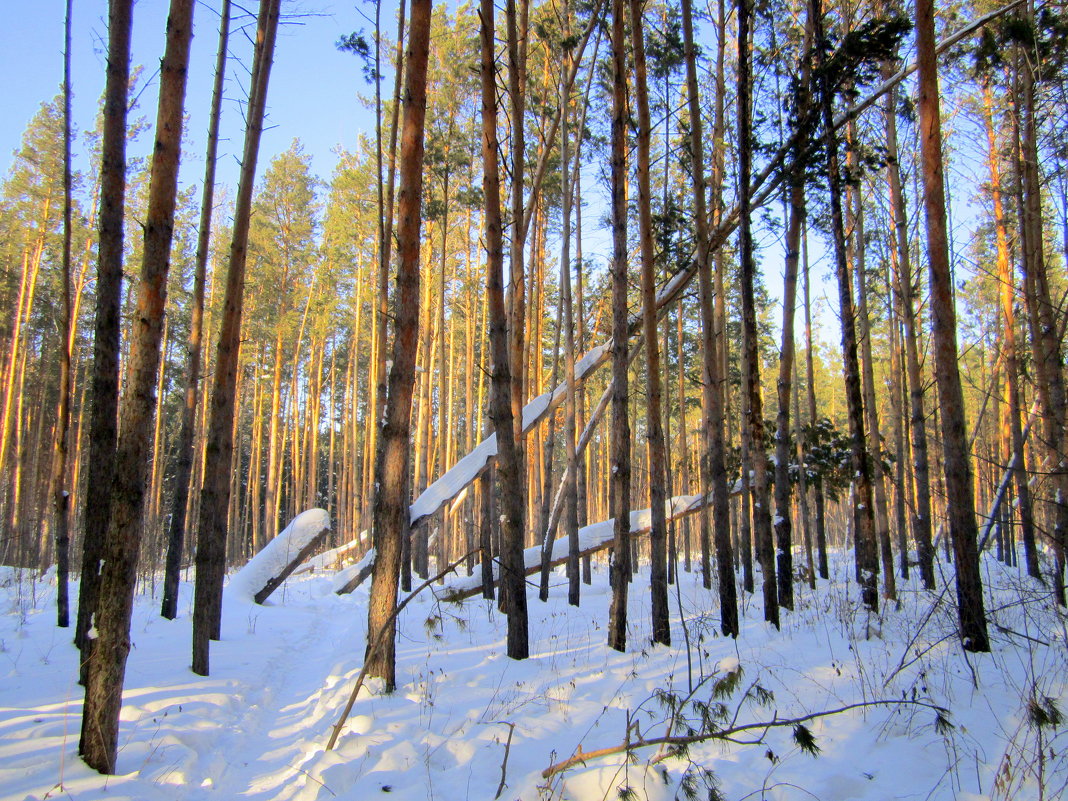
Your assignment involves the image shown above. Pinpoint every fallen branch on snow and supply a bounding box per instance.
[541,698,951,779]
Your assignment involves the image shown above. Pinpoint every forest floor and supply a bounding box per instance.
[1,550,1066,801]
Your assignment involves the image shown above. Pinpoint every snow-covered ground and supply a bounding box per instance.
[1,554,1065,800]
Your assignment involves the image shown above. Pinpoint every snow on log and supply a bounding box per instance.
[228,509,331,604]
[440,493,709,602]
[409,342,610,528]
[294,529,369,576]
[333,548,376,595]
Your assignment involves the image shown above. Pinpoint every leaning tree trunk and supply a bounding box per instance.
[75,0,134,664]
[162,0,231,621]
[682,0,736,636]
[80,0,195,773]
[606,0,632,654]
[916,0,989,650]
[629,0,670,647]
[364,0,432,689]
[192,0,281,678]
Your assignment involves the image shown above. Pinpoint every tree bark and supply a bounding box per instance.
[629,0,670,646]
[916,0,989,649]
[849,154,895,602]
[162,0,230,620]
[802,227,828,580]
[1012,12,1068,603]
[812,0,878,612]
[192,0,281,677]
[981,81,1039,581]
[75,0,134,662]
[738,0,778,627]
[80,0,195,772]
[607,0,631,653]
[364,0,432,688]
[682,0,736,637]
[882,60,936,590]
[50,0,74,627]
[559,19,581,607]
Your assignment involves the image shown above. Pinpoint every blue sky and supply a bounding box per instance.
[1,0,390,192]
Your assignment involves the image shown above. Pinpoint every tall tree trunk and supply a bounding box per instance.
[607,0,632,653]
[738,0,778,627]
[773,177,804,612]
[682,0,736,637]
[369,0,408,533]
[888,272,911,581]
[192,0,281,677]
[771,11,812,611]
[812,0,877,612]
[263,329,285,545]
[628,0,669,646]
[50,0,74,627]
[883,60,936,590]
[75,0,134,661]
[364,0,432,688]
[80,0,195,772]
[1013,12,1068,603]
[162,0,230,620]
[506,0,527,448]
[850,160,896,602]
[559,21,581,607]
[916,0,989,649]
[982,81,1040,581]
[802,226,828,579]
[496,0,530,660]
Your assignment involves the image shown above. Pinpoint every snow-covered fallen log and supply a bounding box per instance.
[440,493,709,602]
[228,509,331,604]
[409,343,609,528]
[333,548,376,595]
[294,529,369,576]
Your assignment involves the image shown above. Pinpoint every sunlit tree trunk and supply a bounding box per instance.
[981,81,1039,581]
[50,0,74,627]
[80,0,195,772]
[812,0,877,612]
[161,0,230,621]
[738,0,778,627]
[682,0,736,636]
[192,0,281,677]
[75,0,133,667]
[628,0,670,646]
[883,60,935,590]
[607,0,632,653]
[916,0,989,648]
[365,0,432,688]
